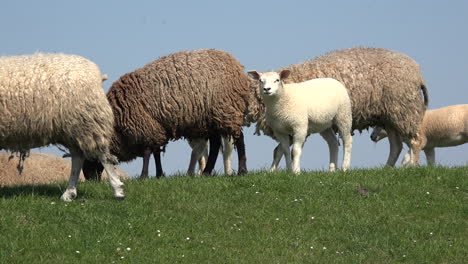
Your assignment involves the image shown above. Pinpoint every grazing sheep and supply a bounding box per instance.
[82,49,250,177]
[371,104,468,166]
[0,53,125,201]
[248,70,353,173]
[247,47,428,167]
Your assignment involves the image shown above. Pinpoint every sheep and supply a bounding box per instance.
[370,104,468,166]
[0,53,125,201]
[248,70,353,173]
[247,47,428,168]
[82,49,250,177]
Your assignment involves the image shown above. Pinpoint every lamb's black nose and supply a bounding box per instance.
[263,87,271,92]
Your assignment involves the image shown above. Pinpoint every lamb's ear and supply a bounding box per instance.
[247,71,260,80]
[279,70,291,80]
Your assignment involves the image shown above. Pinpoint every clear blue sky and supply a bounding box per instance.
[2,0,468,176]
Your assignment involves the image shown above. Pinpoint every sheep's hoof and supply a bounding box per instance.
[61,190,77,202]
[115,196,125,201]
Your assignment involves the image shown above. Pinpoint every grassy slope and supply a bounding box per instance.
[0,167,467,263]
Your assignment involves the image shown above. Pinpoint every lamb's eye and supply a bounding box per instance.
[275,79,280,83]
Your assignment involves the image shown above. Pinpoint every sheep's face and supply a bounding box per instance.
[247,70,290,97]
[370,126,388,142]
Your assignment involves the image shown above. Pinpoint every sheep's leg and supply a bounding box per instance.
[270,144,283,172]
[187,138,208,175]
[385,128,403,167]
[203,135,222,175]
[100,157,125,200]
[235,131,248,175]
[222,136,234,175]
[409,137,423,166]
[291,131,307,174]
[154,148,164,178]
[198,145,208,175]
[320,128,339,172]
[401,150,412,166]
[61,150,84,202]
[275,134,292,171]
[139,147,151,179]
[424,148,435,165]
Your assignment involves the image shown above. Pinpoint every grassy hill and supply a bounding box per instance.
[0,167,467,263]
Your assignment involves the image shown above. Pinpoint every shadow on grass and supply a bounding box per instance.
[0,183,65,199]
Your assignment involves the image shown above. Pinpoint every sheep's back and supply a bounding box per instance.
[0,53,114,157]
[107,49,249,159]
[280,47,426,138]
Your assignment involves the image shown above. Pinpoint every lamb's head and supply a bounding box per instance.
[248,70,291,97]
[370,126,388,142]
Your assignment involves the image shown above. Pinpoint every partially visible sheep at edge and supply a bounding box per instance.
[370,104,468,166]
[82,49,250,178]
[248,70,353,173]
[0,53,125,201]
[246,47,429,168]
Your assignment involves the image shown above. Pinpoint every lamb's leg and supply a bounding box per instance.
[275,133,292,171]
[291,131,307,174]
[139,147,151,179]
[409,137,423,166]
[222,136,234,175]
[424,148,435,165]
[61,149,84,202]
[203,135,221,175]
[319,128,339,172]
[187,138,208,175]
[198,145,208,174]
[154,148,164,178]
[270,144,283,172]
[386,128,403,167]
[235,131,248,175]
[401,150,412,166]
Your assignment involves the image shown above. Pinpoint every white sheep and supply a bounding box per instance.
[248,70,353,173]
[370,104,468,165]
[0,53,125,201]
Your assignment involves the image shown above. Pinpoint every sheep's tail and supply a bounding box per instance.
[420,84,429,110]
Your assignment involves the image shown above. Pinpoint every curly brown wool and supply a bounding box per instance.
[101,49,250,172]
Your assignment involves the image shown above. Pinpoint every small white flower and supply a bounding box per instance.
[403,255,406,258]
[294,199,298,202]
[97,240,101,243]
[456,187,459,189]
[120,256,125,259]
[158,233,161,237]
[116,247,121,251]
[323,247,327,250]
[275,218,279,221]
[430,232,433,235]
[126,247,131,251]
[255,191,260,194]
[311,216,315,220]
[50,202,56,205]
[157,230,161,233]
[186,237,190,240]
[310,246,313,249]
[68,235,72,238]
[426,192,430,195]
[75,250,80,254]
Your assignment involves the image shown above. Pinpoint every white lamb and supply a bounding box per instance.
[370,104,468,165]
[248,70,353,173]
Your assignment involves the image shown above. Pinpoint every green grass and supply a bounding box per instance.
[0,167,467,263]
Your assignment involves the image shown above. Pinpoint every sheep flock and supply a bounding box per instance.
[2,46,466,201]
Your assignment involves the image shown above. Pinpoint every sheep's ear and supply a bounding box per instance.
[279,70,291,80]
[247,71,260,80]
